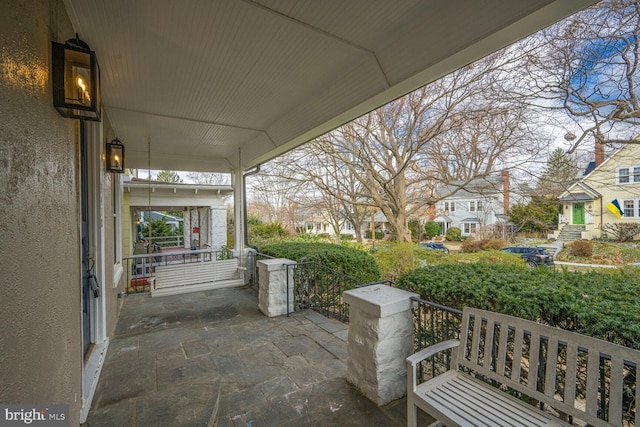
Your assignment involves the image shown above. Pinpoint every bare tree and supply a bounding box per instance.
[187,172,231,185]
[530,0,640,152]
[282,144,371,242]
[247,156,309,231]
[298,50,545,242]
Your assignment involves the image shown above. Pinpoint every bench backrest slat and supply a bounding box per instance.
[544,337,558,397]
[457,307,640,427]
[564,341,578,411]
[496,324,509,376]
[585,351,599,419]
[483,319,496,369]
[527,331,541,392]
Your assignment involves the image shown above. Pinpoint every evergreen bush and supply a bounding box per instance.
[445,227,462,241]
[424,221,442,239]
[261,242,380,283]
[396,264,640,349]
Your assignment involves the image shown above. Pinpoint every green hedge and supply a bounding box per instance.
[261,242,381,283]
[396,263,640,349]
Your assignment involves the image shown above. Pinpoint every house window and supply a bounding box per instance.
[463,223,477,234]
[469,201,483,212]
[444,201,456,212]
[619,168,630,183]
[623,200,635,217]
[618,167,640,184]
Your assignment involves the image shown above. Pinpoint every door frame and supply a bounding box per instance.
[79,120,108,422]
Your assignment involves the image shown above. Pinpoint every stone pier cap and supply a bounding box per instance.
[343,284,418,317]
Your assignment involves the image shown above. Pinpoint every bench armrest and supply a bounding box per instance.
[407,339,460,394]
[406,339,460,367]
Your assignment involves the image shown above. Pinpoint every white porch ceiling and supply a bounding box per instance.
[63,0,597,172]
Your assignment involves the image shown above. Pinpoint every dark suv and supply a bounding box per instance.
[501,246,554,268]
[419,242,450,253]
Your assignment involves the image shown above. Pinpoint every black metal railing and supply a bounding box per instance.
[246,251,275,289]
[411,297,463,382]
[285,262,366,322]
[123,248,235,293]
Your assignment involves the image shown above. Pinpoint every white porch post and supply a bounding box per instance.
[232,169,245,253]
[210,206,227,250]
[344,284,418,405]
[182,208,190,248]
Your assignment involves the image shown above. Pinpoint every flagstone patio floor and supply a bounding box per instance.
[82,286,429,426]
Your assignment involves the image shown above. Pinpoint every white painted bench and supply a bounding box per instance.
[407,307,640,427]
[151,258,244,297]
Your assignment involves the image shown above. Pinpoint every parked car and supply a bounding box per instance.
[419,242,450,253]
[501,246,554,268]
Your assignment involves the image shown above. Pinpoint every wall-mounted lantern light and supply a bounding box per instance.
[52,34,101,121]
[106,139,125,173]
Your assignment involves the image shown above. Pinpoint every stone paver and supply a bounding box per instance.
[83,286,415,426]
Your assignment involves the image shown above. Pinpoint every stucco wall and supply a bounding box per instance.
[0,0,82,423]
[583,144,640,239]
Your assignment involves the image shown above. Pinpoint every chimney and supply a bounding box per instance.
[502,169,510,214]
[595,133,605,167]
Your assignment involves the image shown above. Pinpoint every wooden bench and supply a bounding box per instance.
[407,307,640,427]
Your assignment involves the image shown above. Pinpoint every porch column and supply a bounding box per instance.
[344,284,418,405]
[209,206,227,250]
[232,169,244,253]
[257,259,295,317]
[182,208,190,248]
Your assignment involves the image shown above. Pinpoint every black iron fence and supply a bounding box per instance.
[411,296,463,381]
[285,262,367,322]
[246,251,274,289]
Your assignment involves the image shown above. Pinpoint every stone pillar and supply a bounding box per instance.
[182,209,190,249]
[209,206,227,250]
[344,284,418,405]
[258,258,295,317]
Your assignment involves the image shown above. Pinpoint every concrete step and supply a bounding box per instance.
[557,225,585,242]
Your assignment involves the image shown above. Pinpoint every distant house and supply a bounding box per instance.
[558,141,640,240]
[138,211,183,231]
[434,171,530,236]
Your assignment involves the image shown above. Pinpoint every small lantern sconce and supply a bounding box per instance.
[106,139,125,173]
[52,34,101,121]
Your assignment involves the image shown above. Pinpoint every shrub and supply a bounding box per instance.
[460,239,484,253]
[484,239,507,250]
[460,238,507,252]
[424,221,442,239]
[370,242,423,282]
[365,230,384,239]
[261,242,380,283]
[601,223,640,242]
[570,240,593,257]
[445,227,462,241]
[396,264,640,349]
[249,222,289,243]
[409,219,424,241]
